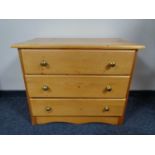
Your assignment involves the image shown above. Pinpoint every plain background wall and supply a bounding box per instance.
[0,19,154,90]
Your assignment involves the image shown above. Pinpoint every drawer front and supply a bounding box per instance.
[26,75,129,98]
[30,99,126,116]
[21,49,135,75]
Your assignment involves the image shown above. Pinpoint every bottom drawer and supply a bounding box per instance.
[30,99,126,116]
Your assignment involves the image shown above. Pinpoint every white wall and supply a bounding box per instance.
[0,19,154,90]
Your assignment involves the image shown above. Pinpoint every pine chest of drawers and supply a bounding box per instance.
[12,38,144,125]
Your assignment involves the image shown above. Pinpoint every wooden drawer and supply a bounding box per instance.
[26,75,129,98]
[21,49,135,75]
[30,99,126,116]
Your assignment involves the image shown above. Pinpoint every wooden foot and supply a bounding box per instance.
[117,116,125,125]
[31,116,37,125]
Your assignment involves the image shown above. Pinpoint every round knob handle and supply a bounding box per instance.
[40,60,48,67]
[109,61,116,67]
[45,106,52,112]
[42,85,49,91]
[106,85,112,91]
[103,106,110,112]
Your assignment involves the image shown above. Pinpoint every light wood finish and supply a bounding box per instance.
[12,38,144,125]
[18,50,36,124]
[30,99,125,116]
[21,49,135,75]
[118,51,138,124]
[12,38,145,49]
[26,75,129,98]
[35,116,120,125]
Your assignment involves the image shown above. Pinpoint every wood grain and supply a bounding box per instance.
[14,38,144,125]
[30,98,125,116]
[21,49,135,75]
[118,50,137,124]
[26,75,130,98]
[12,38,145,49]
[18,50,36,124]
[35,116,120,125]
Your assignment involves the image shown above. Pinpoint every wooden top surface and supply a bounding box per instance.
[12,38,145,50]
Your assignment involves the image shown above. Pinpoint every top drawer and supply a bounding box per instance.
[20,49,135,75]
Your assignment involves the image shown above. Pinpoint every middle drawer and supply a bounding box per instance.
[26,75,129,98]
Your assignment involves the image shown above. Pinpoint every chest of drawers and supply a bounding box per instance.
[12,38,144,125]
